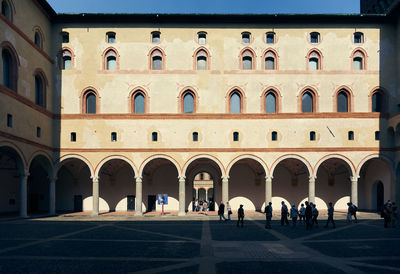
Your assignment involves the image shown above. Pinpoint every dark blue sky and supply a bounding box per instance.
[46,0,360,14]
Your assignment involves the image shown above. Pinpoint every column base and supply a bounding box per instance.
[135,212,143,216]
[178,212,186,216]
[20,214,28,219]
[91,212,99,216]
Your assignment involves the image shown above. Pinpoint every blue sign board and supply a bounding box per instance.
[157,194,168,205]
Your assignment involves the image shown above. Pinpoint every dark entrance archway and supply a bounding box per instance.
[28,155,52,214]
[371,181,384,211]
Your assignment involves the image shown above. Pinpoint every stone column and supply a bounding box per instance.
[205,188,208,201]
[265,176,273,208]
[135,176,143,216]
[350,176,359,206]
[91,176,99,216]
[49,176,57,216]
[20,170,29,218]
[178,176,186,216]
[195,188,198,200]
[308,176,316,204]
[222,176,229,213]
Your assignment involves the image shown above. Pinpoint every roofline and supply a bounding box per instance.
[53,13,389,25]
[35,0,57,19]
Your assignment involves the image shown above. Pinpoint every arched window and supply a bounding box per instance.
[308,51,320,70]
[354,32,364,43]
[271,131,278,141]
[105,50,117,70]
[337,90,349,112]
[196,50,208,70]
[230,92,242,113]
[353,51,365,70]
[372,90,384,112]
[241,50,253,70]
[1,0,11,21]
[62,49,72,70]
[192,132,199,142]
[150,49,163,70]
[133,93,145,114]
[264,51,276,70]
[265,91,277,113]
[34,31,42,49]
[84,91,97,114]
[34,74,46,108]
[183,92,195,113]
[266,32,275,44]
[301,90,314,113]
[2,47,17,91]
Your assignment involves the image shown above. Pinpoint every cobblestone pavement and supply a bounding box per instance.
[0,214,399,273]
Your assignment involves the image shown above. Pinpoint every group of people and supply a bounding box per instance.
[265,201,335,230]
[382,200,398,228]
[217,202,245,227]
[194,199,213,213]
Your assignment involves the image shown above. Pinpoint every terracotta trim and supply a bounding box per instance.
[32,25,45,49]
[261,87,282,113]
[0,14,54,63]
[333,86,354,112]
[0,130,53,151]
[223,70,379,75]
[33,68,48,109]
[306,48,323,71]
[350,47,368,71]
[193,47,211,70]
[368,86,387,113]
[0,41,19,92]
[0,85,53,118]
[58,47,75,70]
[298,86,319,113]
[58,112,383,120]
[262,48,279,70]
[148,46,166,70]
[80,86,100,114]
[178,87,199,113]
[1,0,15,23]
[0,140,28,167]
[226,86,246,113]
[102,47,120,71]
[128,87,149,113]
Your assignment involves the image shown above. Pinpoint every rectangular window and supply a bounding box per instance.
[193,132,198,142]
[198,33,206,44]
[310,131,316,141]
[152,132,158,142]
[242,34,250,43]
[152,32,160,43]
[36,127,41,138]
[70,132,76,142]
[271,131,278,141]
[62,32,69,43]
[375,131,380,141]
[7,114,12,128]
[111,132,117,142]
[233,132,239,141]
[107,32,116,43]
[266,33,275,44]
[348,131,354,140]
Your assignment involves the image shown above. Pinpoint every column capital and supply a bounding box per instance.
[22,169,30,178]
[309,175,317,181]
[265,175,273,181]
[135,176,143,183]
[91,176,99,183]
[221,175,229,182]
[350,176,359,182]
[48,176,58,182]
[178,176,186,182]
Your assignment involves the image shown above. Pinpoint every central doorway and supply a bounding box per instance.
[192,172,215,211]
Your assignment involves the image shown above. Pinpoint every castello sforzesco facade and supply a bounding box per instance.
[1,0,400,217]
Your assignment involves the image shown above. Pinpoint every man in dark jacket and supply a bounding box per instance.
[218,201,226,222]
[324,202,336,228]
[305,201,312,230]
[265,202,273,229]
[281,201,289,226]
[237,205,244,227]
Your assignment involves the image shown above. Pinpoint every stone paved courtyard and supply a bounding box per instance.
[0,215,399,273]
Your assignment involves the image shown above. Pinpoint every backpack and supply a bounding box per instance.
[313,208,319,217]
[352,205,358,212]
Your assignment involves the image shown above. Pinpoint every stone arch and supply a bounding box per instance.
[270,154,313,176]
[226,154,269,176]
[139,154,181,176]
[0,141,27,169]
[54,154,95,178]
[182,154,225,176]
[314,154,356,177]
[28,150,53,176]
[95,155,138,178]
[356,154,394,177]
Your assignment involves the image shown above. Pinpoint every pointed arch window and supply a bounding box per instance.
[264,50,276,70]
[353,50,365,70]
[132,91,145,114]
[265,91,277,113]
[150,49,163,70]
[196,50,208,70]
[34,31,42,49]
[337,90,349,112]
[34,73,46,108]
[62,49,72,70]
[301,90,315,113]
[105,50,117,70]
[83,90,97,114]
[371,90,384,112]
[308,51,320,70]
[182,91,195,113]
[241,50,254,70]
[1,47,18,91]
[230,91,242,114]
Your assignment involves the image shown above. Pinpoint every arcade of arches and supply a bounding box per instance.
[1,145,399,216]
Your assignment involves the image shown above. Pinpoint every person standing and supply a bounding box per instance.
[351,202,358,223]
[311,203,319,228]
[237,204,244,227]
[299,203,306,224]
[305,201,312,230]
[227,202,232,221]
[392,202,397,228]
[290,204,298,228]
[194,199,199,212]
[265,202,273,229]
[347,202,353,223]
[281,201,289,226]
[324,202,336,228]
[218,201,226,222]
